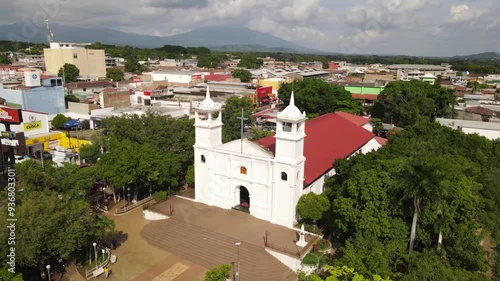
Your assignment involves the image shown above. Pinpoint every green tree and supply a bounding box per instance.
[204,264,231,281]
[65,94,80,108]
[221,96,255,142]
[231,69,252,82]
[237,54,263,69]
[248,128,273,141]
[0,54,11,65]
[185,165,194,187]
[296,193,330,222]
[87,41,104,49]
[371,80,456,127]
[106,68,124,81]
[125,58,142,73]
[5,189,113,275]
[51,114,71,129]
[279,79,362,117]
[58,63,80,83]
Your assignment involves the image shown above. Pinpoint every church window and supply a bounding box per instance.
[283,122,292,132]
[240,166,247,175]
[281,172,288,181]
[201,155,206,163]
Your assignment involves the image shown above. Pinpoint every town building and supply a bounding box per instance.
[43,42,106,78]
[193,89,384,228]
[0,72,65,115]
[147,70,203,87]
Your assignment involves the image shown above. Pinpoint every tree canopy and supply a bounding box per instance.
[296,193,330,222]
[237,54,263,69]
[58,63,80,83]
[0,54,11,65]
[106,68,124,81]
[231,69,252,82]
[221,96,255,142]
[51,114,71,129]
[0,160,114,278]
[204,264,231,281]
[317,120,498,280]
[371,80,456,127]
[278,79,363,117]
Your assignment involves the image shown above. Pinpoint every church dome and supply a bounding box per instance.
[197,87,221,111]
[278,91,304,119]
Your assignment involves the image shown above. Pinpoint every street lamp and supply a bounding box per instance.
[127,187,131,205]
[101,249,105,262]
[93,242,97,267]
[46,264,51,281]
[102,187,107,210]
[235,242,241,281]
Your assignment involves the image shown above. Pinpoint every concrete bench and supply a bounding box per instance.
[93,267,104,278]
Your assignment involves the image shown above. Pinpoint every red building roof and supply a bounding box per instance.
[256,112,376,186]
[374,136,387,145]
[334,111,371,126]
[204,74,231,82]
[351,93,378,101]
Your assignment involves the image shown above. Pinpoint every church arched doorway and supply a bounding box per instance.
[234,186,250,213]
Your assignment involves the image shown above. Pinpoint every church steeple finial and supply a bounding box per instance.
[289,91,295,107]
[205,86,211,100]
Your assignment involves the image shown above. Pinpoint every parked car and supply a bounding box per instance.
[31,151,53,161]
[13,155,29,164]
[64,120,83,130]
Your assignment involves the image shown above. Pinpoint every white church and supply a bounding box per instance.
[193,88,386,228]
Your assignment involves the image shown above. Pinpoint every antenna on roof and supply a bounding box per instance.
[46,17,54,45]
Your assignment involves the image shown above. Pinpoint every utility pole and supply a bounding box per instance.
[237,108,247,153]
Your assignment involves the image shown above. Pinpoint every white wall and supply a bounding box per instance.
[23,86,65,115]
[361,138,382,154]
[143,209,169,220]
[150,73,192,83]
[462,128,500,140]
[265,248,302,272]
[0,87,24,107]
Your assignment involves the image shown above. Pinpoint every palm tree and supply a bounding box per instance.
[401,156,451,253]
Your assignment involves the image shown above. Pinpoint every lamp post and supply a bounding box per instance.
[46,264,51,281]
[235,242,241,281]
[102,187,107,210]
[127,187,131,205]
[93,242,97,267]
[101,249,105,262]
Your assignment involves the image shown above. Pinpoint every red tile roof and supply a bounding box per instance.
[256,112,375,186]
[204,74,231,82]
[334,111,371,126]
[375,136,387,145]
[351,93,378,101]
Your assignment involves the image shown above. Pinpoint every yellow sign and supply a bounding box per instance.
[24,121,42,131]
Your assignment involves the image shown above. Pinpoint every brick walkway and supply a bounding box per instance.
[93,201,206,281]
[142,197,301,281]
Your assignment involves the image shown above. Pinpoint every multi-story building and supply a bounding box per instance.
[0,72,65,115]
[43,42,106,78]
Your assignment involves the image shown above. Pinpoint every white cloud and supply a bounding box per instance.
[248,18,325,42]
[448,4,476,23]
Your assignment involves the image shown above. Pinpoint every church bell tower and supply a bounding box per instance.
[193,87,222,205]
[272,92,306,227]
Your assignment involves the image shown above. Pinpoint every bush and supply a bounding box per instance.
[302,253,320,265]
[51,114,71,129]
[82,120,90,130]
[153,191,168,202]
[317,239,331,250]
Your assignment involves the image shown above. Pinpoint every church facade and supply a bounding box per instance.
[193,88,385,228]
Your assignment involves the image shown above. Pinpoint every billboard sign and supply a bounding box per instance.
[256,86,273,99]
[0,107,23,124]
[1,138,19,146]
[1,131,15,138]
[191,73,202,80]
[24,121,43,131]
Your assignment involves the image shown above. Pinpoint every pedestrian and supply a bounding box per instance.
[104,267,110,278]
[111,238,117,250]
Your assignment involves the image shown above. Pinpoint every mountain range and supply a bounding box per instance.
[0,23,321,54]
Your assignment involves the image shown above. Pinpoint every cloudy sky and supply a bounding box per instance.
[1,0,499,56]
